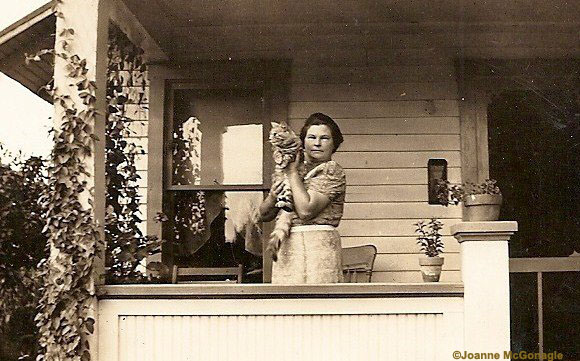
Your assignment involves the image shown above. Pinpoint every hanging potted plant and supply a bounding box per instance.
[437,179,503,221]
[414,218,445,282]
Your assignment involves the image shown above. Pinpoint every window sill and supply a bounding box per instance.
[97,283,464,300]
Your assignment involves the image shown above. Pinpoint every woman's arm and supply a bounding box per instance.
[259,179,284,222]
[286,159,331,220]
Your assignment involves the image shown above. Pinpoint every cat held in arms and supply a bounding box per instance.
[266,121,302,261]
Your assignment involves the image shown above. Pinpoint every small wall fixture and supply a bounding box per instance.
[428,159,448,205]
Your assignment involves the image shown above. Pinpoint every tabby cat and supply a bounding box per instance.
[266,121,302,261]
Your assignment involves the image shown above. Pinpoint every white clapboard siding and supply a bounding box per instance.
[110,65,150,243]
[117,69,149,87]
[135,169,148,187]
[345,185,429,202]
[138,204,147,225]
[289,117,460,135]
[338,219,462,238]
[374,253,460,272]
[291,47,453,67]
[338,117,460,134]
[287,59,462,282]
[290,82,459,101]
[125,136,148,150]
[340,135,460,151]
[288,100,460,118]
[126,120,148,137]
[124,104,149,121]
[341,236,460,254]
[133,187,147,204]
[345,167,461,185]
[335,151,461,168]
[343,203,462,220]
[291,64,456,83]
[372,270,461,283]
[134,153,148,171]
[124,128,148,212]
[124,86,150,104]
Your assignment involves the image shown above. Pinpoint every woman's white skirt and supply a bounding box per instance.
[271,225,343,284]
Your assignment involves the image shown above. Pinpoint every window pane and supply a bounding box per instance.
[169,190,265,283]
[171,88,264,186]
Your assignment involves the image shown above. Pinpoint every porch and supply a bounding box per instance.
[0,0,578,360]
[89,221,516,361]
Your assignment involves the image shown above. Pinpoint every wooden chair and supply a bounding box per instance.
[342,244,377,283]
[171,265,243,284]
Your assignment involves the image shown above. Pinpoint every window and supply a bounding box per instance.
[169,88,267,187]
[157,61,290,283]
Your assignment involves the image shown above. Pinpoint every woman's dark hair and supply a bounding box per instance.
[299,113,344,152]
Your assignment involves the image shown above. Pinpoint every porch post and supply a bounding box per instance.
[451,221,518,353]
[54,0,109,359]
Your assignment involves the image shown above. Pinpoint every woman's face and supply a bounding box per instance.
[304,124,334,163]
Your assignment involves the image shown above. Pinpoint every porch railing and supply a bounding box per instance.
[97,284,464,361]
[509,256,580,356]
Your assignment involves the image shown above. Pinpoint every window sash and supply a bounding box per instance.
[164,80,271,191]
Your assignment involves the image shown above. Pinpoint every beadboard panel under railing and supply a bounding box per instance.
[97,284,464,361]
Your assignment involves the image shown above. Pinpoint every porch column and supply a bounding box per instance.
[54,0,109,358]
[451,221,518,353]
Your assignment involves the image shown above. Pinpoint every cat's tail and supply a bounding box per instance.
[266,210,293,261]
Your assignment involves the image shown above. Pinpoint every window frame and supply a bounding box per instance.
[164,81,271,191]
[148,60,291,282]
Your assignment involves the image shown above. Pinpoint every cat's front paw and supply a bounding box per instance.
[266,237,281,261]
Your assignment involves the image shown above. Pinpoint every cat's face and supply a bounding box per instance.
[270,122,289,137]
[269,122,299,146]
[304,125,334,163]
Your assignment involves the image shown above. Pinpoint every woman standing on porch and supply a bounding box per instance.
[260,113,346,284]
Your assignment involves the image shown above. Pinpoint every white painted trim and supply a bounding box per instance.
[510,257,580,273]
[98,282,464,299]
[99,297,464,316]
[453,221,515,353]
[108,0,168,61]
[451,221,518,243]
[0,3,53,46]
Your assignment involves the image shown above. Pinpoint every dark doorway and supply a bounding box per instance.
[488,89,579,258]
[488,85,579,359]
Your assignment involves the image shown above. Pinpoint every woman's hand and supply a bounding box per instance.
[260,179,284,222]
[269,179,285,199]
[284,153,301,175]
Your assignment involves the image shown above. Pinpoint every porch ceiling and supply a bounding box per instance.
[121,0,580,61]
[0,3,54,102]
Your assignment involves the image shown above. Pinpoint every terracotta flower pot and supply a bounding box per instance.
[463,194,503,221]
[419,256,444,282]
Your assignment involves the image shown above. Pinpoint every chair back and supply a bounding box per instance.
[342,244,377,283]
[172,265,243,284]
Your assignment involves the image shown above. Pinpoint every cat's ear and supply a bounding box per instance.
[270,122,279,128]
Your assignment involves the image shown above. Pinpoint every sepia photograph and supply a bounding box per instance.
[0,1,578,360]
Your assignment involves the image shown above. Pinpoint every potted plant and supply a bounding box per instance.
[414,218,444,282]
[437,179,503,221]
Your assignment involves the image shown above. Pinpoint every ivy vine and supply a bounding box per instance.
[25,2,167,358]
[105,24,163,283]
[30,1,101,360]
